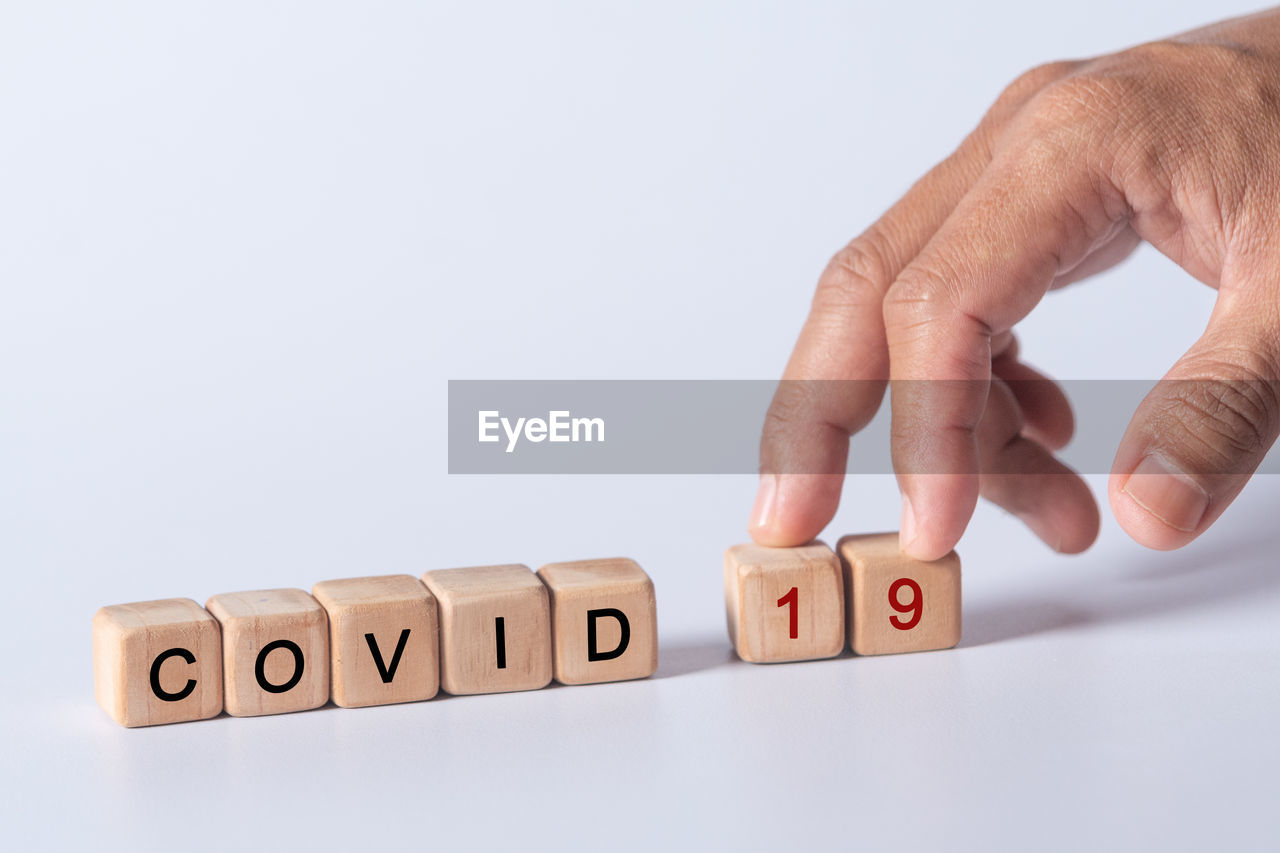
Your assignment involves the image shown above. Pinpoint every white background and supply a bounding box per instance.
[3,2,1278,849]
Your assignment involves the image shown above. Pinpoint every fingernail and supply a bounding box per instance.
[899,493,918,551]
[750,474,778,533]
[1122,453,1209,533]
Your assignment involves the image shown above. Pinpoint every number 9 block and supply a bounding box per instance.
[723,541,845,663]
[837,533,961,655]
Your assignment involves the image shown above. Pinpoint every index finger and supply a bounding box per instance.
[751,140,988,546]
[883,137,1116,559]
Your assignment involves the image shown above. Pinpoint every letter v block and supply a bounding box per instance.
[536,558,658,685]
[724,542,845,663]
[421,564,552,695]
[92,598,223,727]
[205,589,329,717]
[312,575,440,708]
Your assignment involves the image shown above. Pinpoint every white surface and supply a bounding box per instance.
[2,2,1277,850]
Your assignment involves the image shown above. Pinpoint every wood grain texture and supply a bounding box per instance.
[92,598,222,727]
[723,541,844,663]
[312,575,440,708]
[421,564,552,695]
[838,532,961,655]
[536,557,658,686]
[205,588,329,717]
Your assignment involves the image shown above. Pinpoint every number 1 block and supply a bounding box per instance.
[838,533,961,655]
[723,542,845,663]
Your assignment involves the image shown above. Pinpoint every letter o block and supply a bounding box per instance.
[838,533,961,655]
[92,598,222,727]
[537,558,658,686]
[724,542,845,663]
[205,589,329,717]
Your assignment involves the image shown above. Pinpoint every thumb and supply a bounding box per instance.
[1109,293,1280,550]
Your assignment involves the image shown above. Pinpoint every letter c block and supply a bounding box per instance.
[93,598,223,727]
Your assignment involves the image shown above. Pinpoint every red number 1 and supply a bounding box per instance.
[777,586,799,639]
[888,578,923,630]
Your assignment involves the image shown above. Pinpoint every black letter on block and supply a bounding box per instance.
[494,617,507,669]
[255,639,304,693]
[149,647,197,702]
[365,629,411,684]
[587,609,630,662]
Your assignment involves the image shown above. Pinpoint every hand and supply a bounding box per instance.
[750,9,1280,558]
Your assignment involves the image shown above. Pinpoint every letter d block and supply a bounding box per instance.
[312,575,440,708]
[92,598,222,727]
[724,542,844,663]
[838,533,961,655]
[205,589,329,717]
[537,558,658,685]
[421,565,552,695]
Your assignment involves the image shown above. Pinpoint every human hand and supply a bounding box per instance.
[750,9,1280,558]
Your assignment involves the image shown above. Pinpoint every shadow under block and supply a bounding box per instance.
[536,558,658,685]
[724,542,845,663]
[92,598,223,727]
[312,575,440,708]
[421,564,552,695]
[838,533,961,655]
[205,589,330,717]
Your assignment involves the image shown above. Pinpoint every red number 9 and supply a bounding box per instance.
[888,578,923,630]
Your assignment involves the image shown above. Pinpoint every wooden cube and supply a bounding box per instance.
[723,541,844,663]
[536,558,658,686]
[838,532,961,655]
[421,564,552,695]
[312,575,440,708]
[205,588,329,717]
[92,598,223,727]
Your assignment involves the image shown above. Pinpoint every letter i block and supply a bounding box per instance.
[536,558,658,685]
[723,542,845,663]
[92,598,223,727]
[205,589,329,717]
[838,533,961,655]
[311,575,440,708]
[421,564,552,695]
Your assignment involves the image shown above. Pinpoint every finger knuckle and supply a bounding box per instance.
[1026,70,1129,129]
[814,240,894,315]
[1162,369,1280,466]
[996,60,1083,110]
[762,394,803,437]
[881,266,957,329]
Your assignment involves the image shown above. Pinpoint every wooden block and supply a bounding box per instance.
[536,557,658,686]
[421,564,551,695]
[723,541,844,663]
[312,575,440,708]
[92,598,223,727]
[838,532,961,655]
[205,588,329,717]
